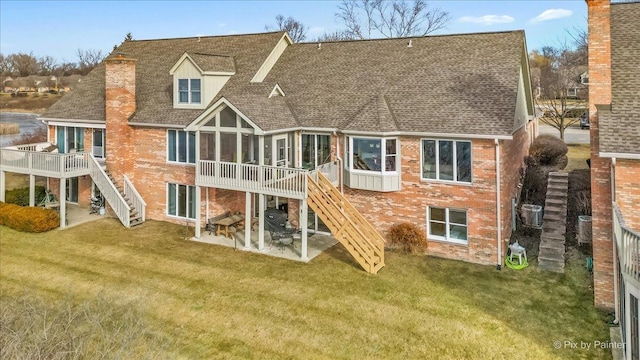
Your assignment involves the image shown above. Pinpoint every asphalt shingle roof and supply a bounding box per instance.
[233,31,526,135]
[187,52,236,73]
[44,30,528,137]
[599,2,640,155]
[43,32,285,125]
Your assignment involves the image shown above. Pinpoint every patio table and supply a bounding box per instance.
[216,214,245,238]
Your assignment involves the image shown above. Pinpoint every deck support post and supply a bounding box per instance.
[195,185,201,238]
[258,194,265,251]
[0,170,5,202]
[29,174,35,207]
[244,191,252,250]
[59,178,66,229]
[301,198,309,261]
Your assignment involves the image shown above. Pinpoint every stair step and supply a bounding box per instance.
[547,184,568,191]
[540,239,565,250]
[539,245,565,258]
[549,172,569,177]
[544,212,566,221]
[538,258,565,273]
[541,233,566,242]
[545,198,565,205]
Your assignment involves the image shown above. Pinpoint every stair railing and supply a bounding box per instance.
[124,175,146,222]
[88,155,131,227]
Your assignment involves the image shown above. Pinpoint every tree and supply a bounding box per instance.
[266,15,307,42]
[314,30,355,42]
[533,40,588,140]
[8,52,39,77]
[37,56,56,75]
[335,0,450,39]
[76,49,105,75]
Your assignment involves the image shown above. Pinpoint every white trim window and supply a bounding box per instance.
[167,130,196,164]
[178,79,201,104]
[167,183,196,219]
[349,137,398,173]
[427,207,468,244]
[421,139,471,183]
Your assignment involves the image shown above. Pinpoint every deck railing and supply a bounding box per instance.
[89,156,131,227]
[0,148,90,178]
[197,160,308,199]
[317,161,340,186]
[124,175,146,222]
[613,202,640,286]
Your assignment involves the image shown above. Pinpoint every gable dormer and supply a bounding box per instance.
[169,52,236,109]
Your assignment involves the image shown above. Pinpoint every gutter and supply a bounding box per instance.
[495,138,502,270]
[611,157,619,324]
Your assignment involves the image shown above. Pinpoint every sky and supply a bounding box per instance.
[0,0,588,63]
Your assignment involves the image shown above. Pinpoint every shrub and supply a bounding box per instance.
[4,186,46,206]
[388,222,428,254]
[0,202,59,232]
[527,134,568,168]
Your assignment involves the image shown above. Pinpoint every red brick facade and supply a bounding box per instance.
[588,0,614,309]
[615,160,640,230]
[341,123,532,265]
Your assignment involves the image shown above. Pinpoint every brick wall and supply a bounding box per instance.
[342,136,503,265]
[500,122,533,248]
[105,57,136,188]
[588,0,614,309]
[615,159,640,230]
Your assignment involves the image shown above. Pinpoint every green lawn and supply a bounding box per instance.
[1,219,611,359]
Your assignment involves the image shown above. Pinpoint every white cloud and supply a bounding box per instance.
[458,15,515,25]
[530,9,573,23]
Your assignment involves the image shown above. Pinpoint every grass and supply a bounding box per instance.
[566,144,590,172]
[0,92,63,112]
[1,219,611,359]
[0,123,20,135]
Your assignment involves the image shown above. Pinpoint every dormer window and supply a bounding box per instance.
[178,79,201,104]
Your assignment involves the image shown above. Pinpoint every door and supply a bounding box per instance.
[66,177,79,203]
[272,134,288,167]
[93,129,105,158]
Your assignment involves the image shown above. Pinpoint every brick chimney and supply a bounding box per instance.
[105,54,136,184]
[586,0,613,310]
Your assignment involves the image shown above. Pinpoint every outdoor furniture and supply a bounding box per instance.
[206,211,231,235]
[209,213,245,238]
[508,241,527,265]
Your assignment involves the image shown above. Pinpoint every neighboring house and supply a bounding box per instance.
[0,29,536,274]
[588,1,640,359]
[567,68,589,99]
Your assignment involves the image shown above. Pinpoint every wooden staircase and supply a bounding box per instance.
[103,169,144,227]
[306,172,385,274]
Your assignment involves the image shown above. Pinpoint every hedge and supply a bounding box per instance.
[5,186,47,206]
[0,202,60,233]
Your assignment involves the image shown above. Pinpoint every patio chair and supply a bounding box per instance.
[508,241,527,265]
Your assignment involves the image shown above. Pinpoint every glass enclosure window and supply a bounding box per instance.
[421,139,472,183]
[263,135,272,165]
[200,133,216,161]
[220,107,237,127]
[219,132,237,162]
[302,134,331,170]
[167,183,196,219]
[56,126,83,153]
[93,129,105,158]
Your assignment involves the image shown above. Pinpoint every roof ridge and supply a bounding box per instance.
[341,96,378,129]
[297,29,524,45]
[382,95,400,131]
[128,31,285,43]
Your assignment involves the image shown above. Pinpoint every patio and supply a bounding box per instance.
[192,228,338,262]
[62,203,105,229]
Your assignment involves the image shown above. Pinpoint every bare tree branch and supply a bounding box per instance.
[265,15,307,42]
[336,0,450,39]
[76,49,104,75]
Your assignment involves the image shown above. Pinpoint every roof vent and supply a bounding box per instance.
[407,40,413,48]
[317,43,321,50]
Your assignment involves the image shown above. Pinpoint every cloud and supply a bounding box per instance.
[530,9,573,23]
[458,15,515,25]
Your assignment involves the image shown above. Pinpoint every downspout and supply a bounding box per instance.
[334,131,344,193]
[611,157,619,324]
[495,139,502,270]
